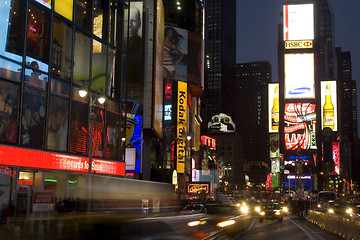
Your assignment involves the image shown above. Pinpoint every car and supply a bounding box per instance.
[186,203,245,238]
[180,203,207,214]
[325,201,354,216]
[258,203,283,222]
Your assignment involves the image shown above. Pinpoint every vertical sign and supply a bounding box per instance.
[177,81,187,173]
[283,4,314,41]
[268,83,279,133]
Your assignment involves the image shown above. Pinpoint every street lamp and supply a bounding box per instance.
[78,87,106,173]
[183,135,191,198]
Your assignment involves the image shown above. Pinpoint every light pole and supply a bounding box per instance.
[78,88,106,173]
[183,135,191,199]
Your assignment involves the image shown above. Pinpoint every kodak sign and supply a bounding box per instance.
[177,81,187,173]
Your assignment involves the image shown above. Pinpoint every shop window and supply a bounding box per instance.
[105,99,119,160]
[24,66,48,90]
[0,79,20,144]
[70,98,88,155]
[55,0,73,21]
[21,86,46,149]
[1,0,25,62]
[92,40,107,93]
[52,17,72,81]
[26,3,51,65]
[73,31,90,86]
[109,0,123,47]
[19,171,34,186]
[93,0,109,40]
[0,57,21,83]
[47,79,69,151]
[75,0,93,31]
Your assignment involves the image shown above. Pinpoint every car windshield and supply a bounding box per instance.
[263,204,280,210]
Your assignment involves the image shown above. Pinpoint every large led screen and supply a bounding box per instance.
[333,142,340,175]
[268,83,279,133]
[284,103,317,151]
[284,53,315,99]
[321,81,338,131]
[283,4,314,41]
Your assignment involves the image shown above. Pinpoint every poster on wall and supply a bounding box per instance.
[269,134,280,158]
[177,81,187,174]
[284,103,317,151]
[268,83,279,133]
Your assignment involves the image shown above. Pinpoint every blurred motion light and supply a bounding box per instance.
[217,220,235,228]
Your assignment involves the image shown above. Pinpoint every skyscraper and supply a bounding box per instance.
[203,0,237,121]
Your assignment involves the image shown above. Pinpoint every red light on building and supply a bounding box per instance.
[0,145,125,176]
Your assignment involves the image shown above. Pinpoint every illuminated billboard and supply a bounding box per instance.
[333,142,340,175]
[268,83,279,133]
[269,134,280,158]
[153,0,164,138]
[271,158,280,173]
[177,81,188,173]
[321,81,338,131]
[283,4,314,41]
[208,113,235,133]
[285,40,313,49]
[284,53,315,99]
[284,103,317,151]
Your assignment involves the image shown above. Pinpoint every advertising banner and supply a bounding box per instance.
[187,182,210,194]
[153,0,164,138]
[32,192,55,212]
[269,134,280,158]
[268,83,279,133]
[271,158,281,173]
[177,81,187,173]
[333,142,340,175]
[284,53,315,99]
[285,40,313,49]
[208,113,235,133]
[187,32,204,89]
[284,103,317,151]
[283,4,314,41]
[164,26,188,82]
[321,81,338,131]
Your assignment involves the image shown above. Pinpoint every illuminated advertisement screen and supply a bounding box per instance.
[164,25,188,82]
[188,31,204,89]
[0,145,125,175]
[268,83,279,133]
[285,175,313,190]
[269,134,280,158]
[177,81,187,173]
[271,158,280,173]
[153,0,164,138]
[284,53,315,99]
[126,115,142,173]
[187,183,209,194]
[321,81,338,131]
[285,40,313,49]
[333,142,340,175]
[284,103,317,151]
[55,0,73,21]
[283,4,314,41]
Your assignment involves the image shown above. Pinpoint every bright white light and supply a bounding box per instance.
[98,96,106,104]
[217,220,235,228]
[79,89,88,97]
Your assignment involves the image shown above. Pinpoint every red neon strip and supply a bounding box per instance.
[284,5,289,40]
[0,145,125,176]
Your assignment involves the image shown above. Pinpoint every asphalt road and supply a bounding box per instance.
[234,216,343,240]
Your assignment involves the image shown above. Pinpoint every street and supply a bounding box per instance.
[235,216,342,240]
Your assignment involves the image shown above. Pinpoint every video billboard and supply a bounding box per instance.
[283,4,314,41]
[269,134,280,158]
[284,103,317,151]
[268,83,279,133]
[284,53,315,99]
[208,113,235,133]
[321,81,338,131]
[333,142,340,175]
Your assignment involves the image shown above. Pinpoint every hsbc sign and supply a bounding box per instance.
[285,40,313,49]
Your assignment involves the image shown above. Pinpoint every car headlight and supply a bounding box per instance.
[241,206,249,214]
[275,211,281,215]
[188,220,206,227]
[282,207,288,213]
[328,209,334,213]
[346,208,353,214]
[260,211,265,216]
[217,220,235,228]
[317,204,321,208]
[255,206,261,213]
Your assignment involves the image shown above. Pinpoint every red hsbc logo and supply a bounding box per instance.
[285,40,313,49]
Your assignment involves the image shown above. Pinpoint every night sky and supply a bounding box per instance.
[236,0,360,136]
